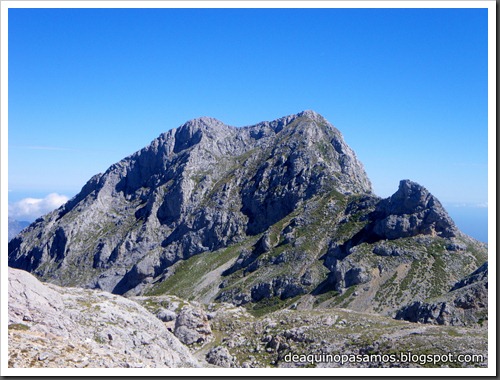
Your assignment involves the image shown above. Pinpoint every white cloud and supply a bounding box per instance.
[9,193,69,221]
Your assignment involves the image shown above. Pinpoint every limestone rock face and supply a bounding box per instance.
[323,180,460,281]
[8,110,371,296]
[372,179,458,239]
[250,276,306,302]
[6,110,489,369]
[157,309,177,322]
[318,180,485,315]
[7,267,199,368]
[8,220,30,241]
[451,261,488,291]
[395,262,488,326]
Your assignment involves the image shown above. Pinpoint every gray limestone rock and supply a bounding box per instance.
[372,180,458,239]
[8,220,30,242]
[328,259,371,290]
[216,288,252,306]
[8,267,199,368]
[206,346,238,368]
[157,309,177,322]
[322,180,464,292]
[8,111,372,296]
[451,261,488,291]
[174,305,212,345]
[250,276,306,302]
[6,110,487,329]
[395,262,488,326]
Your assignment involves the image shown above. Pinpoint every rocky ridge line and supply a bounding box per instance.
[8,110,372,296]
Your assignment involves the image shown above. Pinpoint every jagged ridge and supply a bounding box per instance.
[9,111,372,296]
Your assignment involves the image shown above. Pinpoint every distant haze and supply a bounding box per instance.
[446,206,488,243]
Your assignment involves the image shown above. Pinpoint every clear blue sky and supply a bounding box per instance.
[8,7,489,236]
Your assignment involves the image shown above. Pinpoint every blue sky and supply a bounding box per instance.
[7,6,489,240]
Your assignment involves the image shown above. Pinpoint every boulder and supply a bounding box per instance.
[206,346,238,368]
[174,305,212,345]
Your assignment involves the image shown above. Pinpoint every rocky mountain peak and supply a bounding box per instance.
[373,179,458,239]
[296,109,326,122]
[297,109,319,117]
[271,109,325,127]
[9,111,373,295]
[184,115,226,127]
[384,179,437,214]
[176,116,234,136]
[173,116,233,154]
[7,111,488,369]
[244,110,330,138]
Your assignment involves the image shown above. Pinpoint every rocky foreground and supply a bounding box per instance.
[8,268,199,368]
[8,267,487,369]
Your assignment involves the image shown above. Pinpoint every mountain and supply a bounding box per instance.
[8,219,30,241]
[8,111,487,322]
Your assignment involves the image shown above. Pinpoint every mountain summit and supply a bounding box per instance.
[8,111,486,321]
[9,111,371,293]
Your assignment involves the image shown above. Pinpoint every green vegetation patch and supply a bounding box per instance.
[330,285,357,307]
[313,289,339,306]
[146,241,247,299]
[249,295,301,318]
[8,323,30,331]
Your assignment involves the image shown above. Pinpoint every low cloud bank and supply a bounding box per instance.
[9,193,69,221]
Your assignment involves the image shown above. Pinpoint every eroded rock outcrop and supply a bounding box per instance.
[206,346,238,368]
[174,305,213,345]
[8,267,200,368]
[317,180,484,315]
[323,181,460,288]
[395,262,488,326]
[371,179,458,239]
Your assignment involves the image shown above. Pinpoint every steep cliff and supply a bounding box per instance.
[8,111,487,320]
